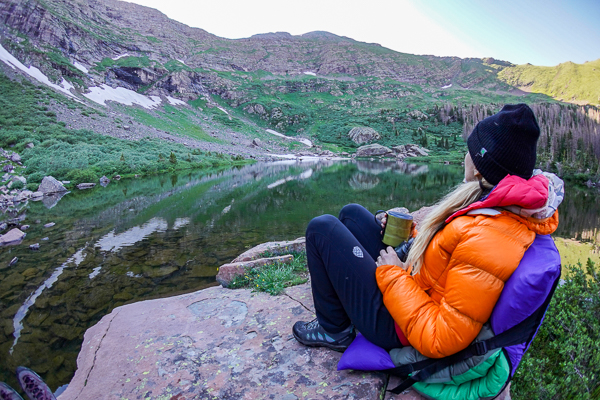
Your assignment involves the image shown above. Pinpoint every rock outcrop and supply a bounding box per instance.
[348,127,381,144]
[216,238,306,286]
[57,283,425,400]
[393,144,429,159]
[37,176,68,194]
[216,254,294,287]
[356,144,394,158]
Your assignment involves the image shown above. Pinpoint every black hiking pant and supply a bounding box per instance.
[305,203,403,350]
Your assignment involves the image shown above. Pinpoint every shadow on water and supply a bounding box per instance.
[0,159,598,391]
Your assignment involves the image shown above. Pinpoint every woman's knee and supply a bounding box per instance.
[306,214,338,237]
[339,203,367,221]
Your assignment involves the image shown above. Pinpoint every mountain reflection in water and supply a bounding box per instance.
[0,160,598,391]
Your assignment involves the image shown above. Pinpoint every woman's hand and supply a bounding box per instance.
[376,212,388,234]
[376,246,408,270]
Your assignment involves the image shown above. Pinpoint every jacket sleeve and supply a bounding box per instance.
[376,215,531,358]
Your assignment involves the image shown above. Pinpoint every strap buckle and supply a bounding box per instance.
[474,341,488,356]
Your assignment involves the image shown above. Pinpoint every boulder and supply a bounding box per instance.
[37,176,67,194]
[355,144,394,158]
[232,237,306,262]
[12,176,26,184]
[392,145,406,154]
[0,228,26,245]
[26,142,35,149]
[393,144,429,159]
[348,127,381,144]
[57,284,419,400]
[252,138,263,147]
[3,164,14,173]
[407,110,429,121]
[216,255,294,287]
[10,153,21,163]
[99,176,110,187]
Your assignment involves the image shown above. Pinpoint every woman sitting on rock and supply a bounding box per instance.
[292,104,564,358]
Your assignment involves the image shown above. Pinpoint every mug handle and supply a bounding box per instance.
[374,210,387,226]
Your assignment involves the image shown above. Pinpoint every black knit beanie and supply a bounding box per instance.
[467,104,540,185]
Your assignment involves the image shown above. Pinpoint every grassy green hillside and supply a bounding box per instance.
[0,74,250,188]
[498,59,600,106]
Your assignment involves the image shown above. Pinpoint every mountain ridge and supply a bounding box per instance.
[0,0,599,188]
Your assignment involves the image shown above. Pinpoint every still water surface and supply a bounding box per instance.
[0,160,598,390]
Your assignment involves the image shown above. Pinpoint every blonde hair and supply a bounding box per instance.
[405,178,494,274]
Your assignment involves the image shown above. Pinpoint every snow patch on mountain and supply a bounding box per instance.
[83,84,162,109]
[0,44,77,99]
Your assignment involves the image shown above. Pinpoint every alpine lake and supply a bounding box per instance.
[1,159,599,391]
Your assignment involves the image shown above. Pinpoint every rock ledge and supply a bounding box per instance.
[57,284,424,399]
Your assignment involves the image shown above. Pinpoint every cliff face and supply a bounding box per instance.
[0,0,510,99]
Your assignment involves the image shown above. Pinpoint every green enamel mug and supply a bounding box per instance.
[376,210,413,247]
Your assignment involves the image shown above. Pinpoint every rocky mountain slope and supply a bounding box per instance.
[1,0,599,184]
[0,0,510,95]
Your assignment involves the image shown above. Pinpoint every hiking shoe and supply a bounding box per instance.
[0,382,24,400]
[15,367,56,400]
[293,318,355,352]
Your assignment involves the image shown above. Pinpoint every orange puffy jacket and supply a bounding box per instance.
[376,175,560,358]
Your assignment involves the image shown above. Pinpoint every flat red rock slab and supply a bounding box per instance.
[58,284,427,399]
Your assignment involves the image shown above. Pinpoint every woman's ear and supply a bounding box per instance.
[474,168,483,179]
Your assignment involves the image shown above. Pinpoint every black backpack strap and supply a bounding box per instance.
[388,275,560,394]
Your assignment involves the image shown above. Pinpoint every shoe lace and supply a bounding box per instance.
[305,318,320,330]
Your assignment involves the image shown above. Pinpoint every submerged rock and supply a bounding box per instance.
[41,191,68,209]
[76,183,96,190]
[0,228,26,245]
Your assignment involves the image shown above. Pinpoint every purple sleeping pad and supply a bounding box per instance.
[338,234,562,374]
[490,234,561,376]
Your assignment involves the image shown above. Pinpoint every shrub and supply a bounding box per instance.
[229,251,308,295]
[10,180,24,190]
[65,168,98,185]
[512,260,600,399]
